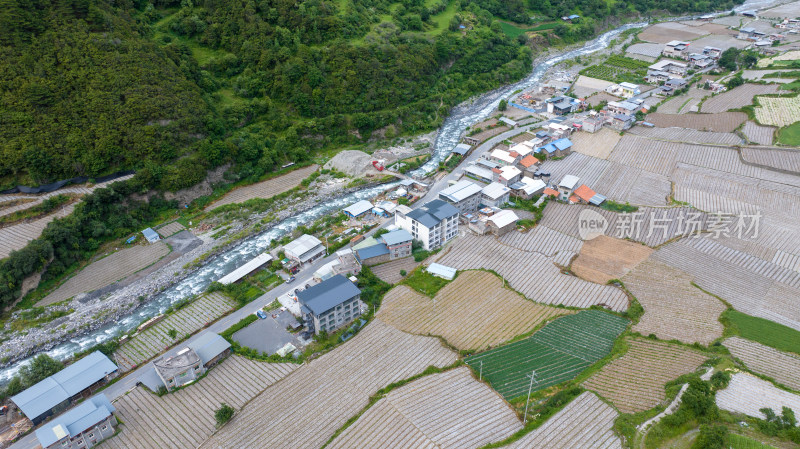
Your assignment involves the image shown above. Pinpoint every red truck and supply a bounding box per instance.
[372,160,384,171]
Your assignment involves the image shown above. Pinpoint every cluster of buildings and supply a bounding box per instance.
[544,174,606,206]
[7,352,120,449]
[140,332,231,393]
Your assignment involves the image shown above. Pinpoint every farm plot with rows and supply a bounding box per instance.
[103,356,297,449]
[569,128,621,159]
[580,56,651,84]
[742,122,776,145]
[114,293,236,371]
[498,225,583,257]
[378,271,570,351]
[645,112,747,133]
[370,257,420,284]
[210,164,318,209]
[701,84,781,113]
[465,310,629,399]
[625,42,663,59]
[500,391,622,449]
[571,235,653,285]
[583,338,707,413]
[627,126,742,146]
[717,373,800,420]
[755,95,800,127]
[623,259,725,345]
[0,203,75,259]
[199,319,456,449]
[327,367,522,449]
[742,146,800,173]
[724,337,800,391]
[434,233,630,311]
[156,221,185,237]
[657,88,709,114]
[40,242,171,306]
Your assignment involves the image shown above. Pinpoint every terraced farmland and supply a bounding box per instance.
[370,257,420,284]
[40,242,171,306]
[623,259,725,345]
[742,146,800,173]
[498,225,583,257]
[583,339,707,413]
[200,319,456,449]
[724,337,800,390]
[114,293,236,371]
[571,235,653,284]
[742,122,776,145]
[754,96,800,127]
[0,203,75,259]
[657,88,709,114]
[378,271,570,351]
[328,367,522,449]
[157,221,185,237]
[104,356,297,449]
[465,310,629,399]
[645,112,747,133]
[717,373,800,420]
[627,126,742,145]
[500,391,622,449]
[701,84,781,113]
[210,164,318,209]
[435,233,629,311]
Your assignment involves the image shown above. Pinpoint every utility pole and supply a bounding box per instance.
[523,370,537,425]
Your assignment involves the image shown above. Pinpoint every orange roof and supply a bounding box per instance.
[569,194,580,203]
[543,187,559,197]
[491,168,502,174]
[509,151,519,158]
[520,155,538,168]
[574,184,596,202]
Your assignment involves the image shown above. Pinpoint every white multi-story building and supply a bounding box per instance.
[438,180,482,213]
[395,199,459,250]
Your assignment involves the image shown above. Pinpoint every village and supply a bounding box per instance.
[4,3,800,449]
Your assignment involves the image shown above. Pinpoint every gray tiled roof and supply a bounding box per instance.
[297,275,361,316]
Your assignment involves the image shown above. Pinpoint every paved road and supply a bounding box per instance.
[10,121,546,449]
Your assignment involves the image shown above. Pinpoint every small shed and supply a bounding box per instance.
[142,228,160,243]
[452,143,472,156]
[218,253,273,285]
[426,263,457,280]
[343,200,374,218]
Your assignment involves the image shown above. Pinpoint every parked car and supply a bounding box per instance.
[256,310,267,319]
[285,275,296,284]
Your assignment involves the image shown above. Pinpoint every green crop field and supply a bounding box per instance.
[724,310,800,355]
[465,310,629,399]
[778,121,800,146]
[580,55,650,84]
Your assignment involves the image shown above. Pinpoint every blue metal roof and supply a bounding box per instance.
[552,138,573,150]
[589,193,607,206]
[356,243,390,261]
[297,275,362,316]
[12,352,117,421]
[142,227,160,242]
[35,394,114,448]
[188,332,230,365]
[568,14,580,19]
[381,229,413,246]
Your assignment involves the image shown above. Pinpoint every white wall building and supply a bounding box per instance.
[395,200,459,250]
[438,180,482,213]
[480,182,511,208]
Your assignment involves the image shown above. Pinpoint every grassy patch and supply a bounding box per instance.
[0,194,75,225]
[601,200,638,213]
[729,434,779,448]
[401,268,452,297]
[722,309,800,355]
[777,121,800,146]
[9,307,74,332]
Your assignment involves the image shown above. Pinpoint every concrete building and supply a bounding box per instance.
[11,352,118,425]
[488,149,519,166]
[381,229,413,259]
[438,180,482,213]
[538,138,573,158]
[606,82,640,98]
[647,60,688,80]
[355,244,391,266]
[510,176,547,199]
[395,199,459,250]
[610,114,635,131]
[343,200,373,218]
[558,175,580,201]
[297,275,363,335]
[480,182,511,208]
[150,333,230,392]
[284,234,325,265]
[487,210,519,236]
[607,101,639,116]
[663,40,690,59]
[35,395,116,449]
[463,164,495,184]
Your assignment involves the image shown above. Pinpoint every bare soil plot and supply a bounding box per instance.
[742,146,800,172]
[692,34,750,51]
[626,43,663,59]
[760,1,800,18]
[103,356,297,449]
[623,259,724,345]
[742,121,776,145]
[370,258,420,284]
[470,125,510,143]
[637,23,709,43]
[39,242,170,305]
[0,204,74,259]
[701,84,781,113]
[114,293,236,371]
[627,126,742,145]
[712,15,742,27]
[199,319,456,449]
[657,88,710,114]
[210,164,318,209]
[645,112,747,133]
[570,128,621,159]
[742,69,795,83]
[572,76,615,98]
[378,271,570,351]
[328,367,522,449]
[157,221,185,237]
[717,373,800,420]
[755,95,800,127]
[434,233,630,311]
[586,91,621,107]
[500,391,622,449]
[583,339,707,413]
[724,337,800,390]
[571,235,653,284]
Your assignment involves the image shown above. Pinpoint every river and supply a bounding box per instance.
[2,4,766,381]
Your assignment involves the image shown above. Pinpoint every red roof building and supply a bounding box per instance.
[574,184,596,203]
[543,187,559,197]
